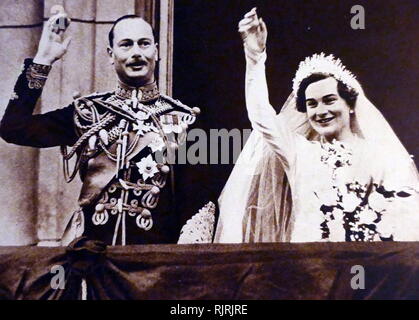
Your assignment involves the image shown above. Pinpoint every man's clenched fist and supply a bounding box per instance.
[33,13,71,65]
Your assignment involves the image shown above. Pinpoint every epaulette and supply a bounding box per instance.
[72,91,117,121]
[160,94,201,117]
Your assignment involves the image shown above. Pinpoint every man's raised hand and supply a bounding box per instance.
[238,8,267,54]
[33,13,72,65]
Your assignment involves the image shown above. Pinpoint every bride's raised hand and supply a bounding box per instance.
[238,7,267,53]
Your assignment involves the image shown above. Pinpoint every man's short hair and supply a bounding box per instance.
[108,15,155,48]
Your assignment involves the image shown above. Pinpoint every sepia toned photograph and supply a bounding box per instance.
[0,0,418,304]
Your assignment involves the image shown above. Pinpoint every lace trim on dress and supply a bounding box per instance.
[178,202,216,244]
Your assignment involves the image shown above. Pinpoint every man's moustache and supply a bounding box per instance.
[126,61,147,67]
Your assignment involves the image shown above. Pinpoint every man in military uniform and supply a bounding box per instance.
[0,13,204,245]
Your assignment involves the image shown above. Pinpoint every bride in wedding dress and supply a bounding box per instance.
[214,8,419,243]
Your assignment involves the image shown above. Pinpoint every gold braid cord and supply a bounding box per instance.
[64,113,116,160]
[61,99,117,182]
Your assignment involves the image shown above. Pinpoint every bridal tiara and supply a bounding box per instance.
[292,53,359,94]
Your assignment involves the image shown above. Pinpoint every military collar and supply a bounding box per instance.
[115,81,160,102]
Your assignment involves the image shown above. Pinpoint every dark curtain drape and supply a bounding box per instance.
[0,241,418,300]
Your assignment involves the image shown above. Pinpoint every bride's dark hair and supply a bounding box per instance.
[296,73,358,113]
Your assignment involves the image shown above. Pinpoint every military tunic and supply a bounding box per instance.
[0,59,200,245]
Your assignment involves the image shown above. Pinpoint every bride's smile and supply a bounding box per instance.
[305,77,353,142]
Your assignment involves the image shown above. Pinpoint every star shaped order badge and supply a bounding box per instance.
[132,121,145,135]
[133,120,157,136]
[149,136,166,153]
[136,154,159,180]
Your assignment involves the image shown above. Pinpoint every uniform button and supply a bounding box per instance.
[160,165,170,174]
[141,209,151,218]
[95,203,105,212]
[72,91,81,99]
[151,186,160,195]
